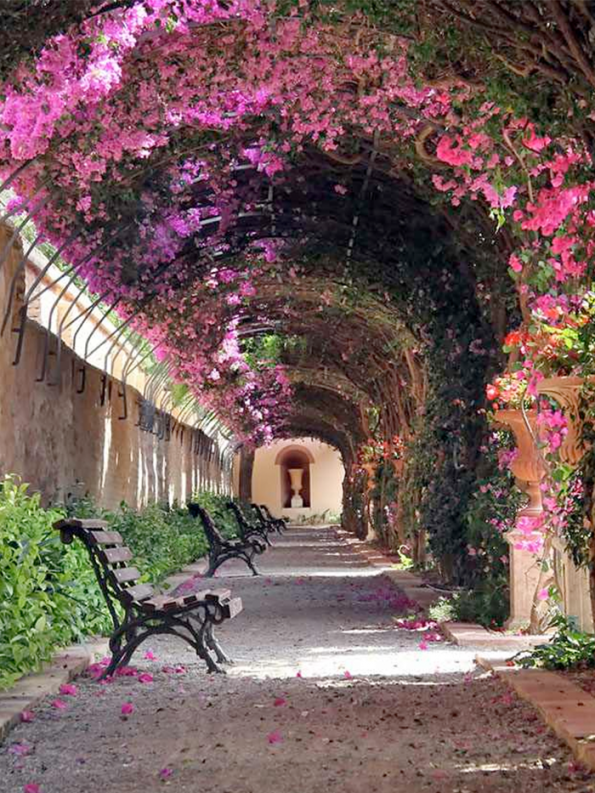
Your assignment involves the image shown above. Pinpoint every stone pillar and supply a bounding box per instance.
[504,529,543,630]
[239,446,255,502]
[496,409,546,630]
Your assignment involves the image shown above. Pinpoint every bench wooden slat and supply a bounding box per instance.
[120,583,154,604]
[220,596,243,619]
[55,518,109,530]
[89,530,123,546]
[101,547,133,564]
[205,589,231,603]
[143,595,184,612]
[112,567,141,584]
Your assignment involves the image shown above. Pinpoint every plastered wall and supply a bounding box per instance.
[0,226,228,509]
[251,438,344,519]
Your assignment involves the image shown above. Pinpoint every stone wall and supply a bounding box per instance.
[0,225,229,509]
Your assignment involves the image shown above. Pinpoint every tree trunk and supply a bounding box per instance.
[239,447,255,502]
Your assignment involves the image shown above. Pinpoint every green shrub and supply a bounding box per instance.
[517,616,595,670]
[0,478,233,690]
[0,476,111,689]
[193,491,241,538]
[428,585,509,629]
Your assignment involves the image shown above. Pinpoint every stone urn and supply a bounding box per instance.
[495,409,545,517]
[288,468,304,508]
[537,376,589,465]
[495,408,546,629]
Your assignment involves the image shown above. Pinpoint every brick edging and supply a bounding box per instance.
[478,656,595,771]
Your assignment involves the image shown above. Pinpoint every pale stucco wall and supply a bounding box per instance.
[251,438,344,519]
[0,224,230,509]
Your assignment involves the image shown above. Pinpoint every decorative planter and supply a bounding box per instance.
[495,409,545,517]
[537,376,588,465]
[288,467,304,508]
[495,408,545,629]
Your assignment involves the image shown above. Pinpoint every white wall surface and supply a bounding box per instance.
[251,437,344,519]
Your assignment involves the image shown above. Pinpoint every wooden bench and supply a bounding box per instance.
[54,518,242,677]
[226,500,272,547]
[253,503,287,534]
[187,502,266,576]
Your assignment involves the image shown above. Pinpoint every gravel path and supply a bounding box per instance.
[1,526,594,793]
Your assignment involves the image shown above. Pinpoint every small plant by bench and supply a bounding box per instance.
[54,517,242,676]
[226,500,272,547]
[187,502,266,576]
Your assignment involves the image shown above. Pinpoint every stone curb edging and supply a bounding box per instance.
[478,655,595,771]
[338,533,442,612]
[0,560,204,745]
[442,621,549,652]
[0,639,109,744]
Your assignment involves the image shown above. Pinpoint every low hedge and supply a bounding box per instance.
[0,475,236,690]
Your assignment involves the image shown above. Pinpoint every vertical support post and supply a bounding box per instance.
[239,446,255,502]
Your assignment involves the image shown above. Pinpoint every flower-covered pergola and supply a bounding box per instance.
[3,0,595,629]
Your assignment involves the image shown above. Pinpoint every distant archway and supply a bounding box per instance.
[275,445,315,509]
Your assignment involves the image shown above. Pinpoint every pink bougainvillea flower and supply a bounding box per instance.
[174,665,186,674]
[418,640,429,651]
[138,673,154,684]
[273,697,287,707]
[9,743,32,756]
[144,650,157,661]
[343,671,352,679]
[116,666,138,677]
[23,784,40,793]
[87,663,105,680]
[267,731,283,745]
[51,699,68,710]
[121,702,135,716]
[296,671,302,678]
[20,711,35,723]
[59,683,78,696]
[537,588,549,601]
[159,768,173,779]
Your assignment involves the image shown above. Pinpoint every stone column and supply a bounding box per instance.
[496,409,546,630]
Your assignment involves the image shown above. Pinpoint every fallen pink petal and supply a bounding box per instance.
[20,711,35,723]
[159,768,174,779]
[138,673,154,684]
[23,784,40,793]
[273,697,287,707]
[267,731,283,745]
[59,683,78,696]
[144,650,157,661]
[9,743,32,757]
[121,702,135,716]
[51,699,68,710]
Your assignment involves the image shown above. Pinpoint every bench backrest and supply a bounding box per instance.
[251,503,269,525]
[54,518,155,610]
[187,502,225,547]
[226,500,252,532]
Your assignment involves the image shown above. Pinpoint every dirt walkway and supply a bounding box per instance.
[1,527,594,792]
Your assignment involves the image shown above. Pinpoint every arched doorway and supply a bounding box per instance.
[275,445,315,510]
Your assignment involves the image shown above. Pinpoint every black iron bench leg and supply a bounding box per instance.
[196,620,224,673]
[205,621,233,664]
[244,551,259,576]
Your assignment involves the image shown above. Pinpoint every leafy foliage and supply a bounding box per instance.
[518,616,595,671]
